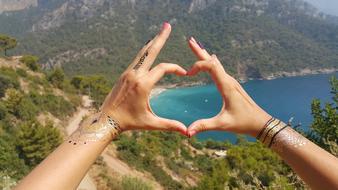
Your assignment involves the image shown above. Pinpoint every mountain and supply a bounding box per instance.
[0,0,37,13]
[0,0,337,82]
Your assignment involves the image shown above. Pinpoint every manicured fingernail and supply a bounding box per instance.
[189,36,197,43]
[197,41,205,49]
[145,39,151,45]
[161,22,170,31]
[189,130,196,137]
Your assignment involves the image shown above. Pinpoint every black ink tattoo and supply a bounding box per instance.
[133,50,149,70]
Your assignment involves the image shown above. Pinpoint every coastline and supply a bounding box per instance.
[150,68,337,98]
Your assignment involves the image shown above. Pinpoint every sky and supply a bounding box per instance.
[304,0,338,16]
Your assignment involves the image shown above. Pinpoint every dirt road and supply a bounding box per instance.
[66,95,162,190]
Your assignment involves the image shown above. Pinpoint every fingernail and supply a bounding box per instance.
[197,41,205,49]
[189,36,197,43]
[145,39,151,45]
[189,130,196,137]
[161,22,170,31]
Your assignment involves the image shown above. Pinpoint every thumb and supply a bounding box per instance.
[188,117,220,137]
[151,116,188,136]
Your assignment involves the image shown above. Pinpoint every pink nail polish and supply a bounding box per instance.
[189,130,196,137]
[189,36,197,43]
[162,22,170,31]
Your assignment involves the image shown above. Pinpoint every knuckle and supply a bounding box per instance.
[200,122,208,132]
[147,46,158,56]
[158,63,167,69]
[209,59,217,71]
[122,71,136,83]
[134,79,147,92]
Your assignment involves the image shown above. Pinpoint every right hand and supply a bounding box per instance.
[186,37,271,137]
[99,22,188,136]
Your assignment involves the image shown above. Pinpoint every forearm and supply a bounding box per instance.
[15,112,121,190]
[258,119,338,189]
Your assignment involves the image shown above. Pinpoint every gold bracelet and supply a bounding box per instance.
[259,119,280,142]
[68,112,121,145]
[263,121,286,147]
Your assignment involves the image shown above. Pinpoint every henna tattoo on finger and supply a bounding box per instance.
[133,50,149,70]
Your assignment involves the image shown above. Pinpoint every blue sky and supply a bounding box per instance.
[304,0,338,16]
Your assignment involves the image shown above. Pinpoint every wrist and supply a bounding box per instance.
[101,108,127,132]
[248,110,272,137]
[69,112,122,145]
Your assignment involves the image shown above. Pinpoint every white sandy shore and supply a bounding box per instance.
[150,81,206,99]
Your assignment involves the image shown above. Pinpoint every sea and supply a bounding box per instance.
[150,73,337,142]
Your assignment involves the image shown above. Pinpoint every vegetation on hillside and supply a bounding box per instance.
[110,76,337,189]
[1,53,337,189]
[0,57,80,188]
[0,0,337,82]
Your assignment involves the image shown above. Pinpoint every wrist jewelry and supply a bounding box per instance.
[68,112,121,145]
[256,117,274,140]
[258,118,280,142]
[257,118,308,153]
[270,126,308,153]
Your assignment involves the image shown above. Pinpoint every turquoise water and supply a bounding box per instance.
[150,73,337,142]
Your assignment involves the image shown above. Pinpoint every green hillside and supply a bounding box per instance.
[0,0,337,82]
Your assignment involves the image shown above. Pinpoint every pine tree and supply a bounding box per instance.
[16,120,63,168]
[310,76,338,155]
[0,136,28,180]
[0,34,17,56]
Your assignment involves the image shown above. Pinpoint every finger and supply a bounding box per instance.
[187,117,221,137]
[152,116,188,136]
[147,63,187,86]
[188,37,211,60]
[127,38,155,71]
[139,22,172,71]
[187,55,230,90]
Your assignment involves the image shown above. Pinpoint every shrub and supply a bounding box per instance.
[0,75,19,98]
[121,176,153,190]
[48,67,65,89]
[19,55,40,71]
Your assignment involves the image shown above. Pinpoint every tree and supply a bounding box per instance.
[16,120,63,168]
[310,76,337,155]
[0,34,17,56]
[48,67,65,89]
[0,137,28,180]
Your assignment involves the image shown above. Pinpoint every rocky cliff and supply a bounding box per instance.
[0,0,37,13]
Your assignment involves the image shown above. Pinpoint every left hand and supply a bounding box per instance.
[186,37,271,137]
[100,22,188,136]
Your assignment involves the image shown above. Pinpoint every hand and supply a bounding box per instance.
[99,22,187,135]
[186,37,271,137]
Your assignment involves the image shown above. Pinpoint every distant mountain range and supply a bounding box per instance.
[0,0,337,81]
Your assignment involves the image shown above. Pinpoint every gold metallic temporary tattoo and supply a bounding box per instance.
[271,127,308,154]
[133,50,149,70]
[259,119,280,142]
[68,112,121,145]
[256,117,274,139]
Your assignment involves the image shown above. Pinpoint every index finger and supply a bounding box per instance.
[188,37,211,60]
[138,22,172,71]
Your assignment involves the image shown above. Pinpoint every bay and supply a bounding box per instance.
[150,73,337,142]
